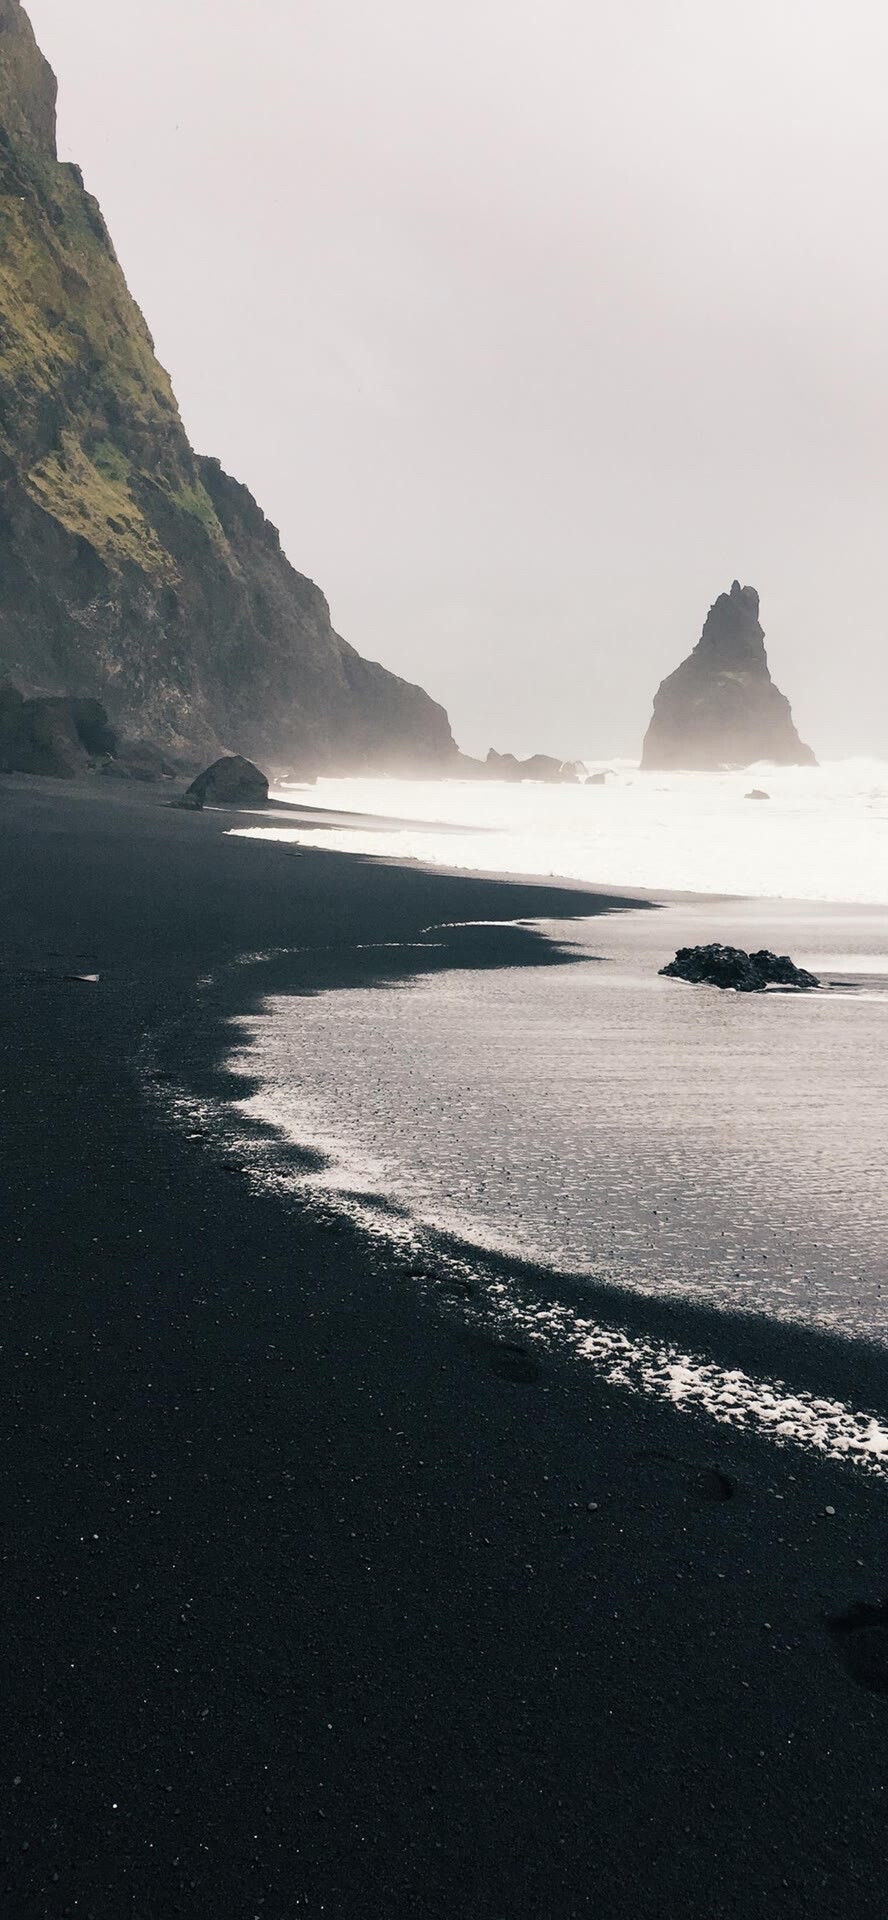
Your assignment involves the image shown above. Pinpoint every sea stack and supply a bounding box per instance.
[641,583,816,771]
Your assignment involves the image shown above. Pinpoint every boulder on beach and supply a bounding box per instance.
[0,682,117,777]
[0,678,186,782]
[485,749,582,784]
[185,755,269,808]
[745,788,770,800]
[660,944,820,992]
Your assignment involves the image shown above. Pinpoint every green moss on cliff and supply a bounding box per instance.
[26,432,176,578]
[163,478,229,555]
[0,117,229,582]
[0,0,57,152]
[0,0,456,771]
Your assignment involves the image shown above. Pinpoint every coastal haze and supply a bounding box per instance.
[244,762,888,904]
[4,7,888,1916]
[25,0,888,760]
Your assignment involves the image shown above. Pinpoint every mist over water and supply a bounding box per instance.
[238,760,888,905]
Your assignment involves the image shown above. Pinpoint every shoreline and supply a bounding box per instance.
[251,761,888,910]
[2,774,888,1917]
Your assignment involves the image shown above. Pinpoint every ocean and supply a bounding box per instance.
[207,762,888,1469]
[243,758,888,904]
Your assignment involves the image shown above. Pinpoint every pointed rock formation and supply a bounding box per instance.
[641,583,816,771]
[0,1,456,773]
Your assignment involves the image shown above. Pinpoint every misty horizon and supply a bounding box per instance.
[4,10,888,1911]
[25,0,888,761]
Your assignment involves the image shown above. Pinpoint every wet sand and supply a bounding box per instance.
[1,774,887,1919]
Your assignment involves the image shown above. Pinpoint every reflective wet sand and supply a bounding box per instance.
[231,898,888,1344]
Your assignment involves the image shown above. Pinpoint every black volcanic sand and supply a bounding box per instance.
[1,775,888,1920]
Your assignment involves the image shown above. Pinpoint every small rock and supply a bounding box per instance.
[660,944,820,993]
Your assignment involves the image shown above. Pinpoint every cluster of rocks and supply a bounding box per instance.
[482,749,585,784]
[660,944,820,992]
[452,749,586,783]
[0,681,177,781]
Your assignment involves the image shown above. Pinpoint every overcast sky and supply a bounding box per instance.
[25,0,888,758]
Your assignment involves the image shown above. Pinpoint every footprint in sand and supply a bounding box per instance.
[414,1270,480,1302]
[828,1603,888,1695]
[632,1449,736,1504]
[475,1336,542,1384]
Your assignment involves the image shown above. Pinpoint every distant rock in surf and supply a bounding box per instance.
[484,749,583,784]
[641,582,817,771]
[186,755,269,808]
[745,788,770,800]
[660,944,820,992]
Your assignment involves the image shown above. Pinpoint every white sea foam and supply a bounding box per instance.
[145,1068,888,1479]
[232,759,888,904]
[211,763,888,1476]
[487,1285,888,1474]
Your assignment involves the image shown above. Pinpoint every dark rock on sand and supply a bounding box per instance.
[660,944,820,992]
[745,788,770,800]
[186,755,269,809]
[0,0,456,775]
[642,582,816,770]
[1,678,181,782]
[100,738,179,782]
[170,792,204,812]
[0,680,116,777]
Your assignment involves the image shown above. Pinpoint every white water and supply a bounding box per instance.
[214,758,888,1475]
[214,897,888,1475]
[233,759,888,904]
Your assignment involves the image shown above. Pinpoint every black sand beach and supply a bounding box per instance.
[2,776,888,1919]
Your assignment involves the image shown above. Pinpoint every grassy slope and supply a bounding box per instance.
[0,0,456,767]
[0,136,234,579]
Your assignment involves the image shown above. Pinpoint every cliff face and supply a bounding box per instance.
[0,0,456,770]
[641,582,816,771]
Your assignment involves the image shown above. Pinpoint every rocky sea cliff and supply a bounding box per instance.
[0,0,456,773]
